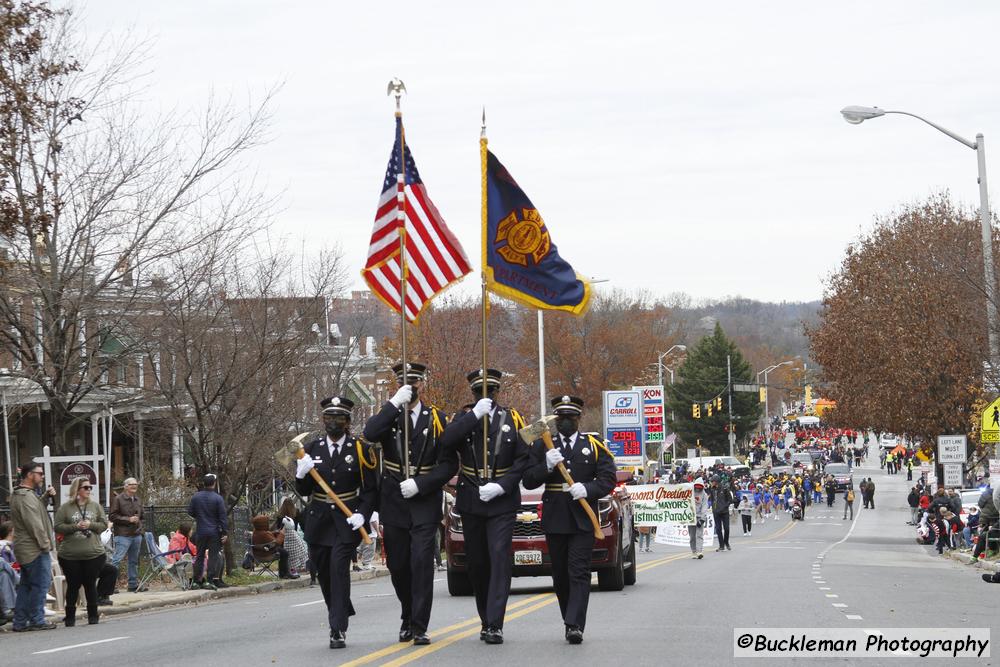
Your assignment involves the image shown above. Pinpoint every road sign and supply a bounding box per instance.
[982,397,1000,442]
[937,435,967,464]
[732,383,759,393]
[943,463,963,488]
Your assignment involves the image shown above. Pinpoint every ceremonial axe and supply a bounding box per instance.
[276,432,372,545]
[519,416,604,540]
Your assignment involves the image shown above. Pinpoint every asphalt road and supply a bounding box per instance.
[5,455,996,666]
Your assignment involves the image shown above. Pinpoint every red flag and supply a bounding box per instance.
[363,117,471,322]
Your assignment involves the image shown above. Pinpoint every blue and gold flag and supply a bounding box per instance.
[482,149,590,314]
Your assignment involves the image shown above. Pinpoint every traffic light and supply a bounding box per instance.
[692,403,701,418]
[716,396,723,411]
[706,403,713,417]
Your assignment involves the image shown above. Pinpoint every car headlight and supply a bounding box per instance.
[598,498,613,527]
[448,508,463,533]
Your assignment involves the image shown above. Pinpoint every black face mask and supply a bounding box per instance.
[325,423,347,439]
[472,386,498,403]
[556,417,577,438]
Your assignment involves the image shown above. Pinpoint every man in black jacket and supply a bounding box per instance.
[709,476,734,551]
[363,362,452,646]
[187,474,228,590]
[295,396,378,649]
[440,368,529,645]
[522,396,616,645]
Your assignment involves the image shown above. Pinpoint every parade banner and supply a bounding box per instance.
[655,513,715,547]
[629,483,696,527]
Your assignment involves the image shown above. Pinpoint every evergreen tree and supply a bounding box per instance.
[666,323,761,455]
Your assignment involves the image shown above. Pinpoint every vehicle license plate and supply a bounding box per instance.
[514,550,542,565]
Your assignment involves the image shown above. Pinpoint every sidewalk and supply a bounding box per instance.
[0,565,389,629]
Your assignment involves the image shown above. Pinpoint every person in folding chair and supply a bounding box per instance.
[250,515,298,579]
[295,396,378,650]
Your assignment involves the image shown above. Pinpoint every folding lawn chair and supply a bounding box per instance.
[242,531,280,578]
[136,531,192,591]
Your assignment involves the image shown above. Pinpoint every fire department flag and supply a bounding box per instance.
[483,149,590,314]
[363,117,472,322]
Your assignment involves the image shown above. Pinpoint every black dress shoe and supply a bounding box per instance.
[413,632,431,645]
[329,630,346,649]
[483,627,503,644]
[983,573,1000,583]
[399,621,413,642]
[566,626,584,644]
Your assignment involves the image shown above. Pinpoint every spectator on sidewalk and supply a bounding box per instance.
[10,462,57,632]
[863,478,876,509]
[187,474,229,590]
[251,514,298,579]
[907,487,921,525]
[688,478,707,559]
[167,522,198,563]
[0,522,17,626]
[962,506,980,549]
[109,477,146,593]
[53,478,107,626]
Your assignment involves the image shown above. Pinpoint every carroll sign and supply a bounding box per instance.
[628,483,696,526]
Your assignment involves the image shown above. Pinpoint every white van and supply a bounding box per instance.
[684,455,751,478]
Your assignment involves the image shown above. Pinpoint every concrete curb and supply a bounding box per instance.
[99,568,389,618]
[943,550,999,572]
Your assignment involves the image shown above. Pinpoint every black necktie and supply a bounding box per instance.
[563,435,572,452]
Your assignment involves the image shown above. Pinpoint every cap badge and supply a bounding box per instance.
[332,398,340,406]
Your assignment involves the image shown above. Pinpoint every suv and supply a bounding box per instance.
[790,452,816,472]
[445,477,637,596]
[824,463,853,492]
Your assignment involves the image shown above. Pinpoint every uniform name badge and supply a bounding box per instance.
[344,454,354,464]
[581,448,590,456]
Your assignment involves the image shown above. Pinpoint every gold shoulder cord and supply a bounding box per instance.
[356,440,378,485]
[587,434,614,461]
[431,407,444,437]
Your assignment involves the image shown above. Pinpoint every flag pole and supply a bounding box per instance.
[480,108,490,480]
[389,78,410,480]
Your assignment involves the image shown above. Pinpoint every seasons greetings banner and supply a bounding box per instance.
[629,483,696,527]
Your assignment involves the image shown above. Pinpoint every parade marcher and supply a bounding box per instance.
[689,478,708,558]
[709,476,733,551]
[738,494,754,535]
[440,369,530,645]
[523,396,616,645]
[296,396,378,649]
[363,362,452,646]
[10,462,57,632]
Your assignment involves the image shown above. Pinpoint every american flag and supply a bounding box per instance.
[362,117,472,322]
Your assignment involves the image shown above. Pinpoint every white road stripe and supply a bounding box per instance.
[845,615,863,620]
[819,587,831,590]
[832,603,848,608]
[291,599,326,607]
[34,637,130,655]
[825,594,839,598]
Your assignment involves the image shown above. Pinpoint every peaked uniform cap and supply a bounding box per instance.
[467,368,503,388]
[320,396,354,416]
[392,362,427,382]
[551,395,584,415]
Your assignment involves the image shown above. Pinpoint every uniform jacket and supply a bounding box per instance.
[440,407,530,517]
[363,401,452,528]
[522,432,616,535]
[295,433,378,547]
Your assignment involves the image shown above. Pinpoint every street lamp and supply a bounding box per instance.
[840,105,999,379]
[756,360,794,430]
[655,344,686,467]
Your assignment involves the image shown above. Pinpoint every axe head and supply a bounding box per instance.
[275,430,322,466]
[518,415,557,443]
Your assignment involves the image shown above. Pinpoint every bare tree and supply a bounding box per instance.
[0,2,275,450]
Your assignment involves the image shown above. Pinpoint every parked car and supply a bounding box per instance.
[445,477,637,596]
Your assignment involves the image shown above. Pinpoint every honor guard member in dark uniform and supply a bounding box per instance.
[362,361,451,646]
[294,396,378,649]
[440,368,529,645]
[522,395,616,645]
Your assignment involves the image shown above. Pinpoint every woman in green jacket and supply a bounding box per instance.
[54,477,108,626]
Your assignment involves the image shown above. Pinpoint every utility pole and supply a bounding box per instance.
[727,354,735,457]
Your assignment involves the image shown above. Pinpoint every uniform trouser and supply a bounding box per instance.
[462,512,515,629]
[714,513,730,548]
[688,523,704,553]
[546,532,594,630]
[310,541,358,632]
[383,522,437,633]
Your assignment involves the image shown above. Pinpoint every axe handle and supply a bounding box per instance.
[296,447,371,545]
[540,432,603,540]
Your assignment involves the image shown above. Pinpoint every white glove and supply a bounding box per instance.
[545,448,564,471]
[471,398,493,419]
[295,456,316,479]
[389,385,413,409]
[569,482,587,500]
[399,478,419,499]
[346,513,365,530]
[479,482,505,502]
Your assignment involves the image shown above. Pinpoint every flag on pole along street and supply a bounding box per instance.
[483,150,591,314]
[362,117,472,322]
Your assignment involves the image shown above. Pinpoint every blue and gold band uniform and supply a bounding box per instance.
[522,395,616,639]
[295,397,378,638]
[362,361,452,640]
[440,368,530,639]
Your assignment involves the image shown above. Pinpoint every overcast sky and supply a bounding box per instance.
[78,1,999,303]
